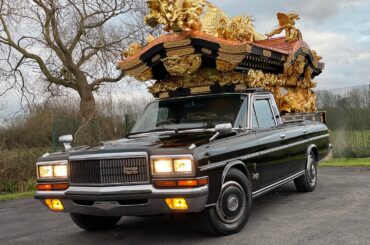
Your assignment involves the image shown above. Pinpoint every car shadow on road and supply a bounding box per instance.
[63,183,301,244]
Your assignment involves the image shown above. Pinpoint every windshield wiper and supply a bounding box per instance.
[175,126,212,133]
[127,127,175,136]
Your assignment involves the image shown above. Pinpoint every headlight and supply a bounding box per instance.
[39,166,53,178]
[153,159,173,173]
[174,159,193,173]
[37,160,68,179]
[151,155,194,176]
[53,165,68,177]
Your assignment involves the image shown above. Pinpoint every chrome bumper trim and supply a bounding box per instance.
[35,184,209,216]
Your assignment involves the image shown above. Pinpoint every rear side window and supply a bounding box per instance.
[253,99,276,129]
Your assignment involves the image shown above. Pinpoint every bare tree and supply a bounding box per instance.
[0,0,149,120]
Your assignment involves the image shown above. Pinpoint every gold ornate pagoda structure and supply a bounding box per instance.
[118,0,325,113]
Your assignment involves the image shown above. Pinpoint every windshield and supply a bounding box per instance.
[130,94,248,134]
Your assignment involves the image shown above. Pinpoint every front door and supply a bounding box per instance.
[251,97,289,189]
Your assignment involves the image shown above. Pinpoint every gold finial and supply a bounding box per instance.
[266,12,302,42]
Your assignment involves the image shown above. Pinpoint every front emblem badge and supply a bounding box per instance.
[123,167,139,175]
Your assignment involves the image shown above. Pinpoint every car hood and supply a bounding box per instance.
[38,131,214,161]
[101,131,214,149]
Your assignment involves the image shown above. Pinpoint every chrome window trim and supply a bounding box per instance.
[251,94,278,129]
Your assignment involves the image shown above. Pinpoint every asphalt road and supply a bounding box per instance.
[1,167,370,245]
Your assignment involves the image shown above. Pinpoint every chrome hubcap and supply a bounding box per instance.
[227,195,239,211]
[216,181,246,224]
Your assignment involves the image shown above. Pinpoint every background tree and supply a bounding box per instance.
[0,0,151,120]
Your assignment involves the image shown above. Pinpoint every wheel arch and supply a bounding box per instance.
[307,144,318,161]
[221,160,251,186]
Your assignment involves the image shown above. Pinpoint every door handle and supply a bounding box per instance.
[280,134,286,139]
[302,129,308,134]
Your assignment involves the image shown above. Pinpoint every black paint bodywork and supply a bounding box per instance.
[37,91,330,206]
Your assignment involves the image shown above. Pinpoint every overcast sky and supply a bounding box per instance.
[1,0,370,119]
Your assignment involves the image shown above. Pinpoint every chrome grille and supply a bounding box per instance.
[70,156,149,185]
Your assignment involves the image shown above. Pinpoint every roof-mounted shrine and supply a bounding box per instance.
[118,0,324,113]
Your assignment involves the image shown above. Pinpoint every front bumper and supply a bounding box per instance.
[35,184,208,216]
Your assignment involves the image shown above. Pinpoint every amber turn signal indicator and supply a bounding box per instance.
[154,177,208,188]
[165,198,188,210]
[37,183,69,191]
[177,180,198,187]
[45,199,64,212]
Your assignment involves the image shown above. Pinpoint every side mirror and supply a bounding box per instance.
[210,123,233,142]
[59,134,73,150]
[215,123,233,134]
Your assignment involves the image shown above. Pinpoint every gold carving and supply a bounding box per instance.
[147,34,156,43]
[279,88,317,113]
[162,54,202,76]
[145,0,206,32]
[144,1,264,42]
[266,12,302,42]
[263,50,272,57]
[137,69,153,81]
[122,42,142,58]
[201,4,265,42]
[284,54,306,86]
[312,50,322,62]
[216,60,240,72]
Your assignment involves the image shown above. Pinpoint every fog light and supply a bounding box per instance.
[165,198,188,210]
[45,199,64,212]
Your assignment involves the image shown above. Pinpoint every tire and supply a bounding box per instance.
[294,151,317,192]
[70,213,121,232]
[201,168,252,236]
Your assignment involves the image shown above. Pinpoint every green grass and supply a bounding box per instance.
[320,158,370,167]
[0,191,35,201]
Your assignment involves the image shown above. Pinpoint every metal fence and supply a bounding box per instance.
[316,84,370,157]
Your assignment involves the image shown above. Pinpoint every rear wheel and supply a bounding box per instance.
[70,213,121,231]
[294,151,317,192]
[202,168,252,236]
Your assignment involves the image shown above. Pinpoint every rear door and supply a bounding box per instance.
[281,122,309,176]
[252,95,289,188]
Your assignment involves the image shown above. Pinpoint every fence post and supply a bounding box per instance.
[123,114,127,135]
[52,118,56,152]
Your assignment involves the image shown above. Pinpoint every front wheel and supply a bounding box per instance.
[201,168,252,236]
[70,213,121,231]
[294,151,317,192]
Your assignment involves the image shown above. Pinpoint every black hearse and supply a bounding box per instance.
[35,89,330,235]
